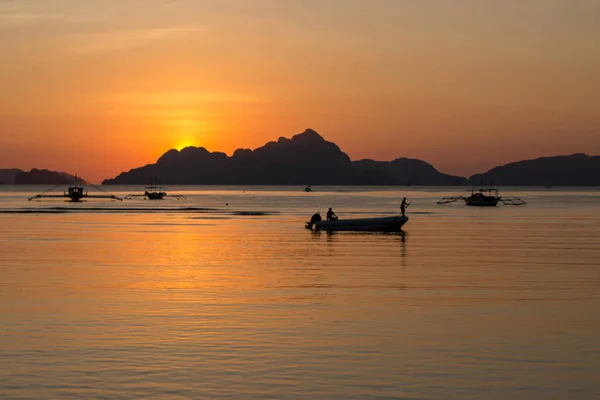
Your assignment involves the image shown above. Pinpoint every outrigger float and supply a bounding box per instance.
[124,177,186,200]
[28,178,122,202]
[437,188,526,207]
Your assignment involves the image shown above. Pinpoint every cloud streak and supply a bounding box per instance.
[0,2,62,27]
[65,25,210,53]
[109,91,261,107]
[0,2,208,53]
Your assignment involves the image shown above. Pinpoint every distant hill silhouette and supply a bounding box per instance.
[470,154,600,186]
[102,129,467,185]
[0,169,21,185]
[353,158,467,185]
[2,169,84,185]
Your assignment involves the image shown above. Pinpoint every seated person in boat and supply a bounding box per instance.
[311,212,322,223]
[306,212,322,229]
[326,208,338,221]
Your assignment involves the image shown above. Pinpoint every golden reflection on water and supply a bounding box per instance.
[1,188,600,398]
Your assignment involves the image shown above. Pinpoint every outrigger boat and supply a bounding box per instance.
[306,215,408,232]
[437,188,526,207]
[124,176,186,200]
[28,178,122,202]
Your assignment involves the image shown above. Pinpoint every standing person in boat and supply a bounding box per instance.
[400,197,411,216]
[326,207,338,221]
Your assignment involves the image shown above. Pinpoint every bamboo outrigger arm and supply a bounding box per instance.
[499,197,527,206]
[437,196,464,204]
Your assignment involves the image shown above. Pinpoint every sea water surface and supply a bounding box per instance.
[0,186,599,399]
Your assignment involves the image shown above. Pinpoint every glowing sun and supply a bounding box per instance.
[175,138,198,151]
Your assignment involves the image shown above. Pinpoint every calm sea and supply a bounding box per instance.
[1,186,599,399]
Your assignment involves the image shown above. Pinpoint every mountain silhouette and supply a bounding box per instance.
[2,169,84,185]
[469,154,600,186]
[0,169,21,185]
[102,129,466,185]
[353,158,467,185]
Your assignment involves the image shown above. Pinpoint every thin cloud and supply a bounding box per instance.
[98,91,262,117]
[110,91,262,107]
[0,12,44,27]
[0,3,209,52]
[0,3,106,33]
[0,3,60,27]
[66,25,210,54]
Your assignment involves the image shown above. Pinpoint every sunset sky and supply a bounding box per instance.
[1,0,599,182]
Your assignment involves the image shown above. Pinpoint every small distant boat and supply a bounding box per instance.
[437,188,526,207]
[28,177,122,202]
[125,177,186,200]
[305,185,312,192]
[306,215,408,232]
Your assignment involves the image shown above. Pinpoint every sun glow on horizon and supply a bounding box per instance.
[165,113,208,151]
[174,137,199,151]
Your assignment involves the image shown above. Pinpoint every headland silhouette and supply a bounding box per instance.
[0,169,83,185]
[102,129,467,185]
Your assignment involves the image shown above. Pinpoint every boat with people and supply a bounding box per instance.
[306,214,408,232]
[437,188,526,207]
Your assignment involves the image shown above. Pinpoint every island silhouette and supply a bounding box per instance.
[102,129,467,185]
[0,169,83,185]
[470,153,600,186]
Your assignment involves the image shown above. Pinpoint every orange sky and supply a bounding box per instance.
[1,0,599,183]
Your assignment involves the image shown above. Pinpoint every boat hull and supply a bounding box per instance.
[312,215,408,232]
[464,197,499,207]
[145,191,166,200]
